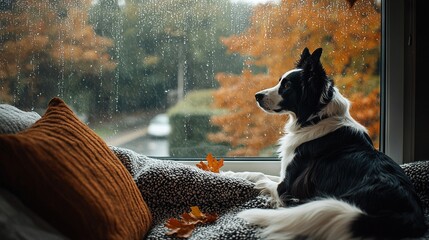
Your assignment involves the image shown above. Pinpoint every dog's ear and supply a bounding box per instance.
[310,48,323,61]
[301,47,327,91]
[306,48,325,78]
[298,47,330,124]
[296,47,311,68]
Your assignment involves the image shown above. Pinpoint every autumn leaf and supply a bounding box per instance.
[165,218,195,238]
[165,206,218,238]
[196,153,224,173]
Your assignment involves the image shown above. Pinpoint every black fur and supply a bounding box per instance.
[276,47,334,126]
[277,126,427,239]
[273,48,427,239]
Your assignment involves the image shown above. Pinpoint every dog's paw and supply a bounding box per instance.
[254,179,277,196]
[220,170,237,177]
[254,179,283,207]
[267,197,284,208]
[220,171,268,183]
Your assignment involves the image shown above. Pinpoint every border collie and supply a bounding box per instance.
[223,48,427,239]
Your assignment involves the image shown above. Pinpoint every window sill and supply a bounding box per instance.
[154,157,281,176]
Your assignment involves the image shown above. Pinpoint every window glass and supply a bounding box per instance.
[0,0,381,158]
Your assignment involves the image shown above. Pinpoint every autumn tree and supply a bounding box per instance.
[0,0,116,121]
[209,0,381,156]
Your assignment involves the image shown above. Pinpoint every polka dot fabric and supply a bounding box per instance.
[401,161,429,214]
[111,146,429,239]
[110,146,268,239]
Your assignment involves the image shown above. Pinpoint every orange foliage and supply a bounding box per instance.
[211,0,381,156]
[349,88,380,148]
[0,0,115,103]
[196,153,224,173]
[165,206,218,238]
[208,71,286,156]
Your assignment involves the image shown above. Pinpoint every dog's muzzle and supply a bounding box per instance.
[255,93,266,108]
[256,92,273,111]
[255,93,264,103]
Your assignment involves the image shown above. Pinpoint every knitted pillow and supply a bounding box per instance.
[0,98,152,240]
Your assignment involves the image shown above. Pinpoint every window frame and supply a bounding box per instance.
[382,0,412,164]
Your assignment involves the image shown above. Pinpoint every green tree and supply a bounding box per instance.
[89,0,252,113]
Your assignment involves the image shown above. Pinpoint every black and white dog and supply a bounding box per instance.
[224,48,427,239]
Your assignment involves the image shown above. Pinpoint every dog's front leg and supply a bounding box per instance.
[221,171,283,207]
[221,171,280,182]
[253,178,283,207]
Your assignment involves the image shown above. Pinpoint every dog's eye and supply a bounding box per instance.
[283,81,291,89]
[279,81,291,95]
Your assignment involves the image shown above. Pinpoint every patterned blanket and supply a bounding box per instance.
[0,146,427,240]
[0,104,427,239]
[110,146,429,240]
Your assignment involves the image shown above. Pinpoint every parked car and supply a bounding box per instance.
[147,114,171,138]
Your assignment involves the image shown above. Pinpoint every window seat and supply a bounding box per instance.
[0,101,428,239]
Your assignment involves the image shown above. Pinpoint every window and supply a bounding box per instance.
[1,0,386,170]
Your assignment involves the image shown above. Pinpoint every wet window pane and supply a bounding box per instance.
[0,0,381,158]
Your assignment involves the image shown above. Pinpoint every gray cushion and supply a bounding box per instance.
[0,105,41,134]
[0,189,67,240]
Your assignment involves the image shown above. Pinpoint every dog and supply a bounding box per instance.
[222,47,427,239]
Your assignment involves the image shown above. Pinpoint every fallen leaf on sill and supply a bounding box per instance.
[196,153,224,173]
[165,206,218,238]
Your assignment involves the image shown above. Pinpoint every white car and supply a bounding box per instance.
[147,114,171,138]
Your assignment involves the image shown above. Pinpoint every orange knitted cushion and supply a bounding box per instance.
[0,98,152,240]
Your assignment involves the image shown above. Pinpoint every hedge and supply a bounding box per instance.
[167,89,230,157]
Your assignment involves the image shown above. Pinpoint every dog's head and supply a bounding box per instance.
[255,47,334,126]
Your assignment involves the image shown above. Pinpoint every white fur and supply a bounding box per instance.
[221,171,280,182]
[278,87,367,179]
[237,198,363,240]
[221,171,282,207]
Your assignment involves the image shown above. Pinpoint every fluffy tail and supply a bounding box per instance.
[238,198,428,240]
[238,198,361,240]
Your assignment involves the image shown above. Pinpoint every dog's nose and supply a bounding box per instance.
[255,93,264,102]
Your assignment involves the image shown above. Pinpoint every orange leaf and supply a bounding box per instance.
[196,161,209,172]
[165,218,195,238]
[196,153,224,173]
[190,206,204,218]
[165,206,218,238]
[189,206,218,224]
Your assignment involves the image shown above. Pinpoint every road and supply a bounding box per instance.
[106,127,149,146]
[105,127,169,157]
